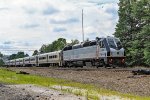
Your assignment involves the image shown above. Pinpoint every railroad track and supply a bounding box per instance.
[50,67,133,72]
[7,66,145,73]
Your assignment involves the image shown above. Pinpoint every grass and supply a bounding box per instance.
[0,68,150,100]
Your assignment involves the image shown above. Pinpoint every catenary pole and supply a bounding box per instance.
[82,9,84,42]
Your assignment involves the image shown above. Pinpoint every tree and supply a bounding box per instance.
[9,54,17,60]
[115,0,133,65]
[0,52,4,66]
[129,0,149,66]
[39,38,67,53]
[141,24,150,65]
[70,39,80,45]
[9,52,29,60]
[32,50,39,56]
[39,38,80,54]
[52,38,67,51]
[0,59,4,66]
[16,52,26,58]
[25,54,29,57]
[39,44,48,53]
[0,52,3,57]
[115,0,149,66]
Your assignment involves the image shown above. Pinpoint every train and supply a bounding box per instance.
[5,36,126,68]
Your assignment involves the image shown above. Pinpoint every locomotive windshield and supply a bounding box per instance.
[107,38,122,49]
[114,38,122,49]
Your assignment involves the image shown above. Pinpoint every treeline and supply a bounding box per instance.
[33,38,79,55]
[0,52,4,66]
[115,0,149,66]
[8,52,29,60]
[7,38,79,60]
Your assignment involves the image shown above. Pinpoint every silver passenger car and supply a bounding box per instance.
[19,58,24,66]
[24,57,30,66]
[29,56,37,66]
[15,59,20,66]
[4,61,9,67]
[38,51,62,66]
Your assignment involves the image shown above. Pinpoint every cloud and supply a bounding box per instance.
[22,7,37,14]
[43,5,59,15]
[88,0,118,4]
[3,41,14,45]
[106,7,117,14]
[0,45,11,50]
[106,8,118,19]
[53,27,67,32]
[104,3,119,19]
[50,18,79,24]
[0,43,13,55]
[21,23,40,29]
[0,7,9,11]
[0,0,119,55]
[0,41,38,55]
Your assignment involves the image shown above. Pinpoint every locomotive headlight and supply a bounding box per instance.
[121,59,125,63]
[109,59,113,63]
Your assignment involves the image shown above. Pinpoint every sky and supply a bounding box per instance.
[0,0,119,55]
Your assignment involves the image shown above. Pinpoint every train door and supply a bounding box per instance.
[98,39,108,66]
[36,56,39,66]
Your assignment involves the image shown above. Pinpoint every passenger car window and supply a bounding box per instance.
[39,57,46,60]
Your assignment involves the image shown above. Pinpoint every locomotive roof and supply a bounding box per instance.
[64,36,118,48]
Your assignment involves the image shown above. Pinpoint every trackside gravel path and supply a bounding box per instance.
[0,83,85,100]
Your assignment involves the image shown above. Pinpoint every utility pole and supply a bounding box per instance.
[82,9,84,42]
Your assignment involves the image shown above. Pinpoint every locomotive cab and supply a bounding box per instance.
[106,37,125,66]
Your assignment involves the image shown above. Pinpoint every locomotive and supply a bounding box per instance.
[5,36,125,68]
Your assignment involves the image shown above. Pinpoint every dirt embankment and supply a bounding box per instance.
[0,83,85,100]
[0,83,34,100]
[9,67,150,96]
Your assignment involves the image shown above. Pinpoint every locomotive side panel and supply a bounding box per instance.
[63,50,73,61]
[73,45,97,60]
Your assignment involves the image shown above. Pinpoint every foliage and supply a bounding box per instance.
[70,39,79,45]
[0,59,4,66]
[0,52,3,57]
[142,25,150,65]
[0,52,4,66]
[39,38,67,53]
[32,50,39,56]
[115,0,150,66]
[9,52,29,60]
[38,38,80,54]
[0,68,150,100]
